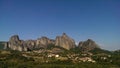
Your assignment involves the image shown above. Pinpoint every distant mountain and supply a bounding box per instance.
[3,33,106,52]
[4,33,76,51]
[78,39,100,52]
[114,49,120,52]
[113,49,120,55]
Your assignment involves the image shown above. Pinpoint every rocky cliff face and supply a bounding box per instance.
[24,40,36,50]
[36,37,55,48]
[6,35,27,51]
[4,33,100,52]
[5,35,55,51]
[78,39,99,51]
[55,33,76,50]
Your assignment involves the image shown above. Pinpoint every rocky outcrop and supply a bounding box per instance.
[78,39,99,51]
[36,37,55,48]
[24,40,36,50]
[5,35,55,51]
[7,35,27,51]
[4,33,100,52]
[55,33,76,50]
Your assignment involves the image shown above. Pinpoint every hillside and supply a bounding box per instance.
[0,49,120,68]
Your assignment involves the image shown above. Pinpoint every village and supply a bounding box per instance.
[20,49,112,64]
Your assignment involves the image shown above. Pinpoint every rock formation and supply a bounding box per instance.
[36,37,55,48]
[6,35,27,51]
[4,35,55,51]
[24,40,36,50]
[55,33,76,50]
[78,39,99,51]
[4,33,100,52]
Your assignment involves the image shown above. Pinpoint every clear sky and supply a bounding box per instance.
[0,0,120,50]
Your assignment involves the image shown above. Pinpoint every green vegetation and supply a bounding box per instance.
[90,48,112,54]
[47,44,55,50]
[0,49,120,68]
[70,47,81,53]
[0,45,120,68]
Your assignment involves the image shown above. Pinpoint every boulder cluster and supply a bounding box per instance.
[4,33,99,51]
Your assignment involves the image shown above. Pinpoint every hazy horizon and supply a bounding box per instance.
[0,0,120,50]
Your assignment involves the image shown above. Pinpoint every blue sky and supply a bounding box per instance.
[0,0,120,50]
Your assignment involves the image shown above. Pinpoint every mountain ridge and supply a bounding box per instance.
[3,33,100,52]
